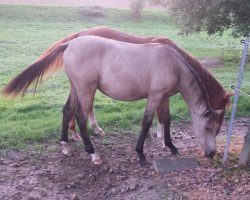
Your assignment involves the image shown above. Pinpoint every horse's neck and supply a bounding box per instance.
[178,48,225,109]
[159,38,226,109]
[178,71,208,116]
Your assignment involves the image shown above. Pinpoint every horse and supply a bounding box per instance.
[36,27,233,155]
[2,36,227,165]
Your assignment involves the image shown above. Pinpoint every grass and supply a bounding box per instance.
[0,4,249,152]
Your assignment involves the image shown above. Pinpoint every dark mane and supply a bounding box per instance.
[155,37,227,110]
[168,45,212,112]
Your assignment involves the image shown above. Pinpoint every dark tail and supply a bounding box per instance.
[1,43,69,97]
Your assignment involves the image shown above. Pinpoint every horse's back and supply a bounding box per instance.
[63,35,156,75]
[63,36,179,101]
[79,26,155,44]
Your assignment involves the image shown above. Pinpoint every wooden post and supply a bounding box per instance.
[239,126,250,166]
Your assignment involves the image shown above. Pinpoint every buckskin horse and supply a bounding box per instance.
[30,27,233,156]
[2,35,231,165]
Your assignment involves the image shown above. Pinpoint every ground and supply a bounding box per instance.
[0,118,249,200]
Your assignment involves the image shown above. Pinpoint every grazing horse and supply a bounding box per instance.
[37,27,233,155]
[2,36,227,165]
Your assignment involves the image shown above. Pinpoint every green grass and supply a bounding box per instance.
[0,4,249,152]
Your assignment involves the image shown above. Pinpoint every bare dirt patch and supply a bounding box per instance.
[0,118,249,200]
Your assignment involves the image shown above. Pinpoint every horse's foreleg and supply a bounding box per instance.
[159,97,179,155]
[136,93,163,165]
[88,109,105,136]
[136,114,154,165]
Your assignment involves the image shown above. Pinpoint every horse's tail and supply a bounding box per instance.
[37,32,80,61]
[1,43,69,97]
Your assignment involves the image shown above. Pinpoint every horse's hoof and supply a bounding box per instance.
[71,132,81,142]
[62,150,73,157]
[96,129,105,137]
[91,153,103,165]
[61,141,72,156]
[62,147,72,156]
[93,159,103,165]
[161,140,166,148]
[140,159,149,166]
[171,149,180,156]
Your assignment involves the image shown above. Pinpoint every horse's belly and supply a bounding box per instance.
[98,81,147,101]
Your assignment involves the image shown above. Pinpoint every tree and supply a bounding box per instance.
[151,0,250,38]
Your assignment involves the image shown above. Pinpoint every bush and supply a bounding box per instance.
[78,6,106,18]
[130,0,146,20]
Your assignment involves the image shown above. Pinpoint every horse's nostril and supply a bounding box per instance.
[205,150,216,159]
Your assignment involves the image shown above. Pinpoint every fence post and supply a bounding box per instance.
[239,126,250,166]
[223,36,250,163]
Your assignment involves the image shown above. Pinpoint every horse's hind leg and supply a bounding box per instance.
[74,89,102,165]
[75,104,102,165]
[61,85,78,155]
[156,99,172,140]
[156,107,164,138]
[158,97,179,155]
[69,107,105,141]
[69,116,81,141]
[88,109,105,136]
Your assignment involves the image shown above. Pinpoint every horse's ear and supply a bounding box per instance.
[224,92,234,110]
[225,92,234,99]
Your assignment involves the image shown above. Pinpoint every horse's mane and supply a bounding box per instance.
[154,37,228,110]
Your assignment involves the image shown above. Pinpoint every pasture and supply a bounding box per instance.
[0,3,249,199]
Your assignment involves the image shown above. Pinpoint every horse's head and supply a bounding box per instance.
[192,109,225,159]
[192,91,234,158]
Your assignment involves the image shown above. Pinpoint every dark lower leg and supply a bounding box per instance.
[136,114,154,165]
[61,97,76,142]
[162,113,179,155]
[75,104,95,154]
